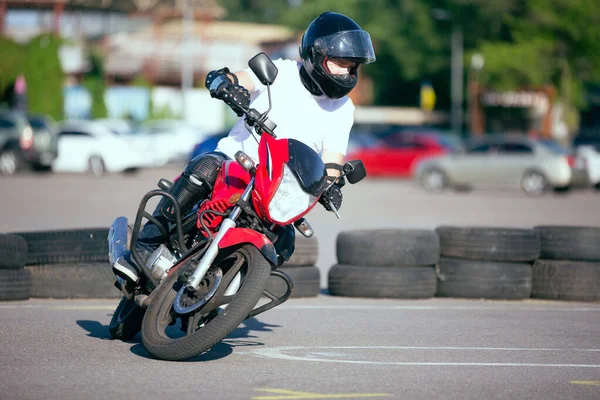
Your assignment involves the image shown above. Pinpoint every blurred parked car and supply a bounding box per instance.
[574,145,600,190]
[346,129,459,177]
[414,135,579,196]
[142,119,208,163]
[53,121,152,177]
[0,110,59,175]
[95,118,168,167]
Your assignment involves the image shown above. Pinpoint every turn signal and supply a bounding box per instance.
[294,218,314,238]
[235,151,256,172]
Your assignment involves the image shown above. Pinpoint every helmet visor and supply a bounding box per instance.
[317,30,376,64]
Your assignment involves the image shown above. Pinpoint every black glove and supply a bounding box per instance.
[319,181,343,212]
[205,68,250,117]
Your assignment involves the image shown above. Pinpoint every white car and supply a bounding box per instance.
[52,121,153,176]
[141,119,207,163]
[94,118,169,167]
[574,145,600,189]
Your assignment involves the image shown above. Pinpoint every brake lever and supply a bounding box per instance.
[327,198,340,219]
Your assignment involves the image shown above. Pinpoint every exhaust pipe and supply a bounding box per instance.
[108,216,129,265]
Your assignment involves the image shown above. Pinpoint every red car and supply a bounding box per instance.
[346,130,458,177]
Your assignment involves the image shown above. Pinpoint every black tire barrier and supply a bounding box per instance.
[436,226,541,262]
[12,228,110,265]
[26,263,120,299]
[287,235,319,266]
[0,233,27,269]
[535,226,600,262]
[266,266,320,298]
[0,269,31,301]
[336,229,440,266]
[532,259,600,302]
[328,264,437,299]
[436,258,532,300]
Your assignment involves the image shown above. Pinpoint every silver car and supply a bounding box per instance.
[414,136,576,196]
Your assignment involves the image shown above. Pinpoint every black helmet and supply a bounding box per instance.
[299,12,376,99]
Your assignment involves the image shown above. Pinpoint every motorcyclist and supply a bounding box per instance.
[112,11,376,284]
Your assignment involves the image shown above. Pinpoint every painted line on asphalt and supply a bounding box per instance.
[277,305,600,312]
[243,346,600,368]
[253,388,391,399]
[570,381,600,386]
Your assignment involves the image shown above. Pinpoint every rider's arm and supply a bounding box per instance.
[223,70,256,93]
[322,150,345,177]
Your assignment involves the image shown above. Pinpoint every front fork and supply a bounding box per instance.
[185,177,255,290]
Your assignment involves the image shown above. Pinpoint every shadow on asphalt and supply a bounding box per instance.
[76,316,283,362]
[76,319,113,340]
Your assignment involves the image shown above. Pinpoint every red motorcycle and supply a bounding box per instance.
[107,53,366,361]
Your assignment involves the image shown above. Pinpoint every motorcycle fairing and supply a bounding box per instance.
[218,227,278,267]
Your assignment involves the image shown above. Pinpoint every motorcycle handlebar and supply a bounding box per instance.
[223,84,277,138]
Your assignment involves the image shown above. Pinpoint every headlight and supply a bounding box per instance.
[268,163,317,223]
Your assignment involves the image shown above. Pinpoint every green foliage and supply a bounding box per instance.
[149,104,182,120]
[82,48,108,119]
[82,76,108,119]
[23,35,65,120]
[0,34,65,120]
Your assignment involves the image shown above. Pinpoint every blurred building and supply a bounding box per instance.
[103,19,297,87]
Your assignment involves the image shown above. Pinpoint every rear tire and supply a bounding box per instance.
[0,149,22,176]
[141,245,271,361]
[521,170,548,196]
[109,296,146,340]
[88,156,106,177]
[420,168,447,193]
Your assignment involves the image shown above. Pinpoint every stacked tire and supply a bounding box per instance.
[265,235,321,298]
[435,226,540,300]
[532,226,600,302]
[328,229,439,298]
[12,228,119,299]
[0,233,31,301]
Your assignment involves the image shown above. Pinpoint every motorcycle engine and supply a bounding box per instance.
[146,244,178,282]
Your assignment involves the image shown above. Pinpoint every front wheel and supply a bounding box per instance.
[141,245,271,361]
[109,296,146,340]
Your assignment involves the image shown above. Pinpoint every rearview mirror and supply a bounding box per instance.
[343,160,367,184]
[248,53,278,86]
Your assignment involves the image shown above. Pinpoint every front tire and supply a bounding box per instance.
[109,296,146,340]
[141,245,271,361]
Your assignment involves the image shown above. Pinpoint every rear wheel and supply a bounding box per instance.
[521,170,548,196]
[141,245,271,361]
[88,156,106,177]
[420,168,447,193]
[0,149,21,176]
[109,296,146,340]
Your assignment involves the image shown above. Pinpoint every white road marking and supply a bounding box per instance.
[243,346,600,368]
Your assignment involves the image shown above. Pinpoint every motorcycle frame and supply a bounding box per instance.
[127,174,294,317]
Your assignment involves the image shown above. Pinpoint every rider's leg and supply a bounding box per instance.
[273,224,296,266]
[112,151,230,284]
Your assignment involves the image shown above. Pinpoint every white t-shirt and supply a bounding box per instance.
[215,58,355,163]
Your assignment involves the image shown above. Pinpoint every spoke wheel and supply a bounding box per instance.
[141,245,271,361]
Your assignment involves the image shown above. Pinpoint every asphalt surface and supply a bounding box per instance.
[1,298,599,400]
[0,167,599,399]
